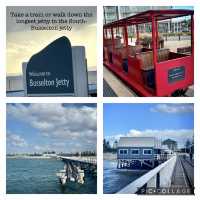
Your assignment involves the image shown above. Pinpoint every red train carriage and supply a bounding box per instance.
[103,10,194,96]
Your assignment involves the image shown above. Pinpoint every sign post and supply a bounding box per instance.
[23,36,88,96]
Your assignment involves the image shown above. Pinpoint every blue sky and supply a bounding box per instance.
[173,6,193,10]
[104,104,194,148]
[7,103,97,154]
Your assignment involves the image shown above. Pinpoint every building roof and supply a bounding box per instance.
[118,137,161,148]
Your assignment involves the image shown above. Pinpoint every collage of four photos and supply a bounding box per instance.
[2,3,197,198]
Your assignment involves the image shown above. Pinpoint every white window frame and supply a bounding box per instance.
[119,149,128,155]
[131,148,139,155]
[143,149,152,155]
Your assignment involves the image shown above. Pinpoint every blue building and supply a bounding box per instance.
[117,137,165,170]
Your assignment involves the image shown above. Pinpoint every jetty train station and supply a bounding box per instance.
[116,137,194,194]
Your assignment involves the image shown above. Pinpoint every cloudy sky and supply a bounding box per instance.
[6,6,97,75]
[104,103,194,148]
[7,103,97,154]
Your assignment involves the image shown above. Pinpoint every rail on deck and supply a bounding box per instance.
[117,155,177,194]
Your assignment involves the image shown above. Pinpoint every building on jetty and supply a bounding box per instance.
[117,137,171,170]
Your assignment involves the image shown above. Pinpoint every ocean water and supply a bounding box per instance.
[103,160,146,194]
[6,158,97,194]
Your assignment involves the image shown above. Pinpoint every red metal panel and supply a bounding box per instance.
[111,27,115,50]
[103,28,106,40]
[151,15,159,96]
[112,52,123,70]
[104,10,194,28]
[124,25,129,48]
[128,56,143,84]
[191,14,194,56]
[104,59,154,96]
[156,56,194,96]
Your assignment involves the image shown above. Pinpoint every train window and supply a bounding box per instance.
[158,16,192,54]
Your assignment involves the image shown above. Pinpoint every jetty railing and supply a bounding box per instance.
[117,155,177,194]
[58,156,97,165]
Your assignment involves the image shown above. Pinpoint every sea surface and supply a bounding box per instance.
[6,158,97,194]
[104,160,147,194]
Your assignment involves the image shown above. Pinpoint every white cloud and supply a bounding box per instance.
[150,104,194,114]
[7,104,97,152]
[105,129,194,148]
[126,129,193,139]
[7,132,27,147]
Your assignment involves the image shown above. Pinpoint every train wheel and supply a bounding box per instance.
[171,89,187,97]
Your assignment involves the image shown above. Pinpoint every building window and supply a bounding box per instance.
[143,149,152,155]
[119,149,128,155]
[131,149,139,155]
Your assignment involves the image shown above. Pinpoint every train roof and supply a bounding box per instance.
[104,9,194,28]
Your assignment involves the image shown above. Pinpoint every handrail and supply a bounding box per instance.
[58,156,97,165]
[117,155,177,194]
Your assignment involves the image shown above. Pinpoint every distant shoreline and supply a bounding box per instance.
[6,156,55,159]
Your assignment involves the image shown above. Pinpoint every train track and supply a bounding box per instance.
[179,156,194,189]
